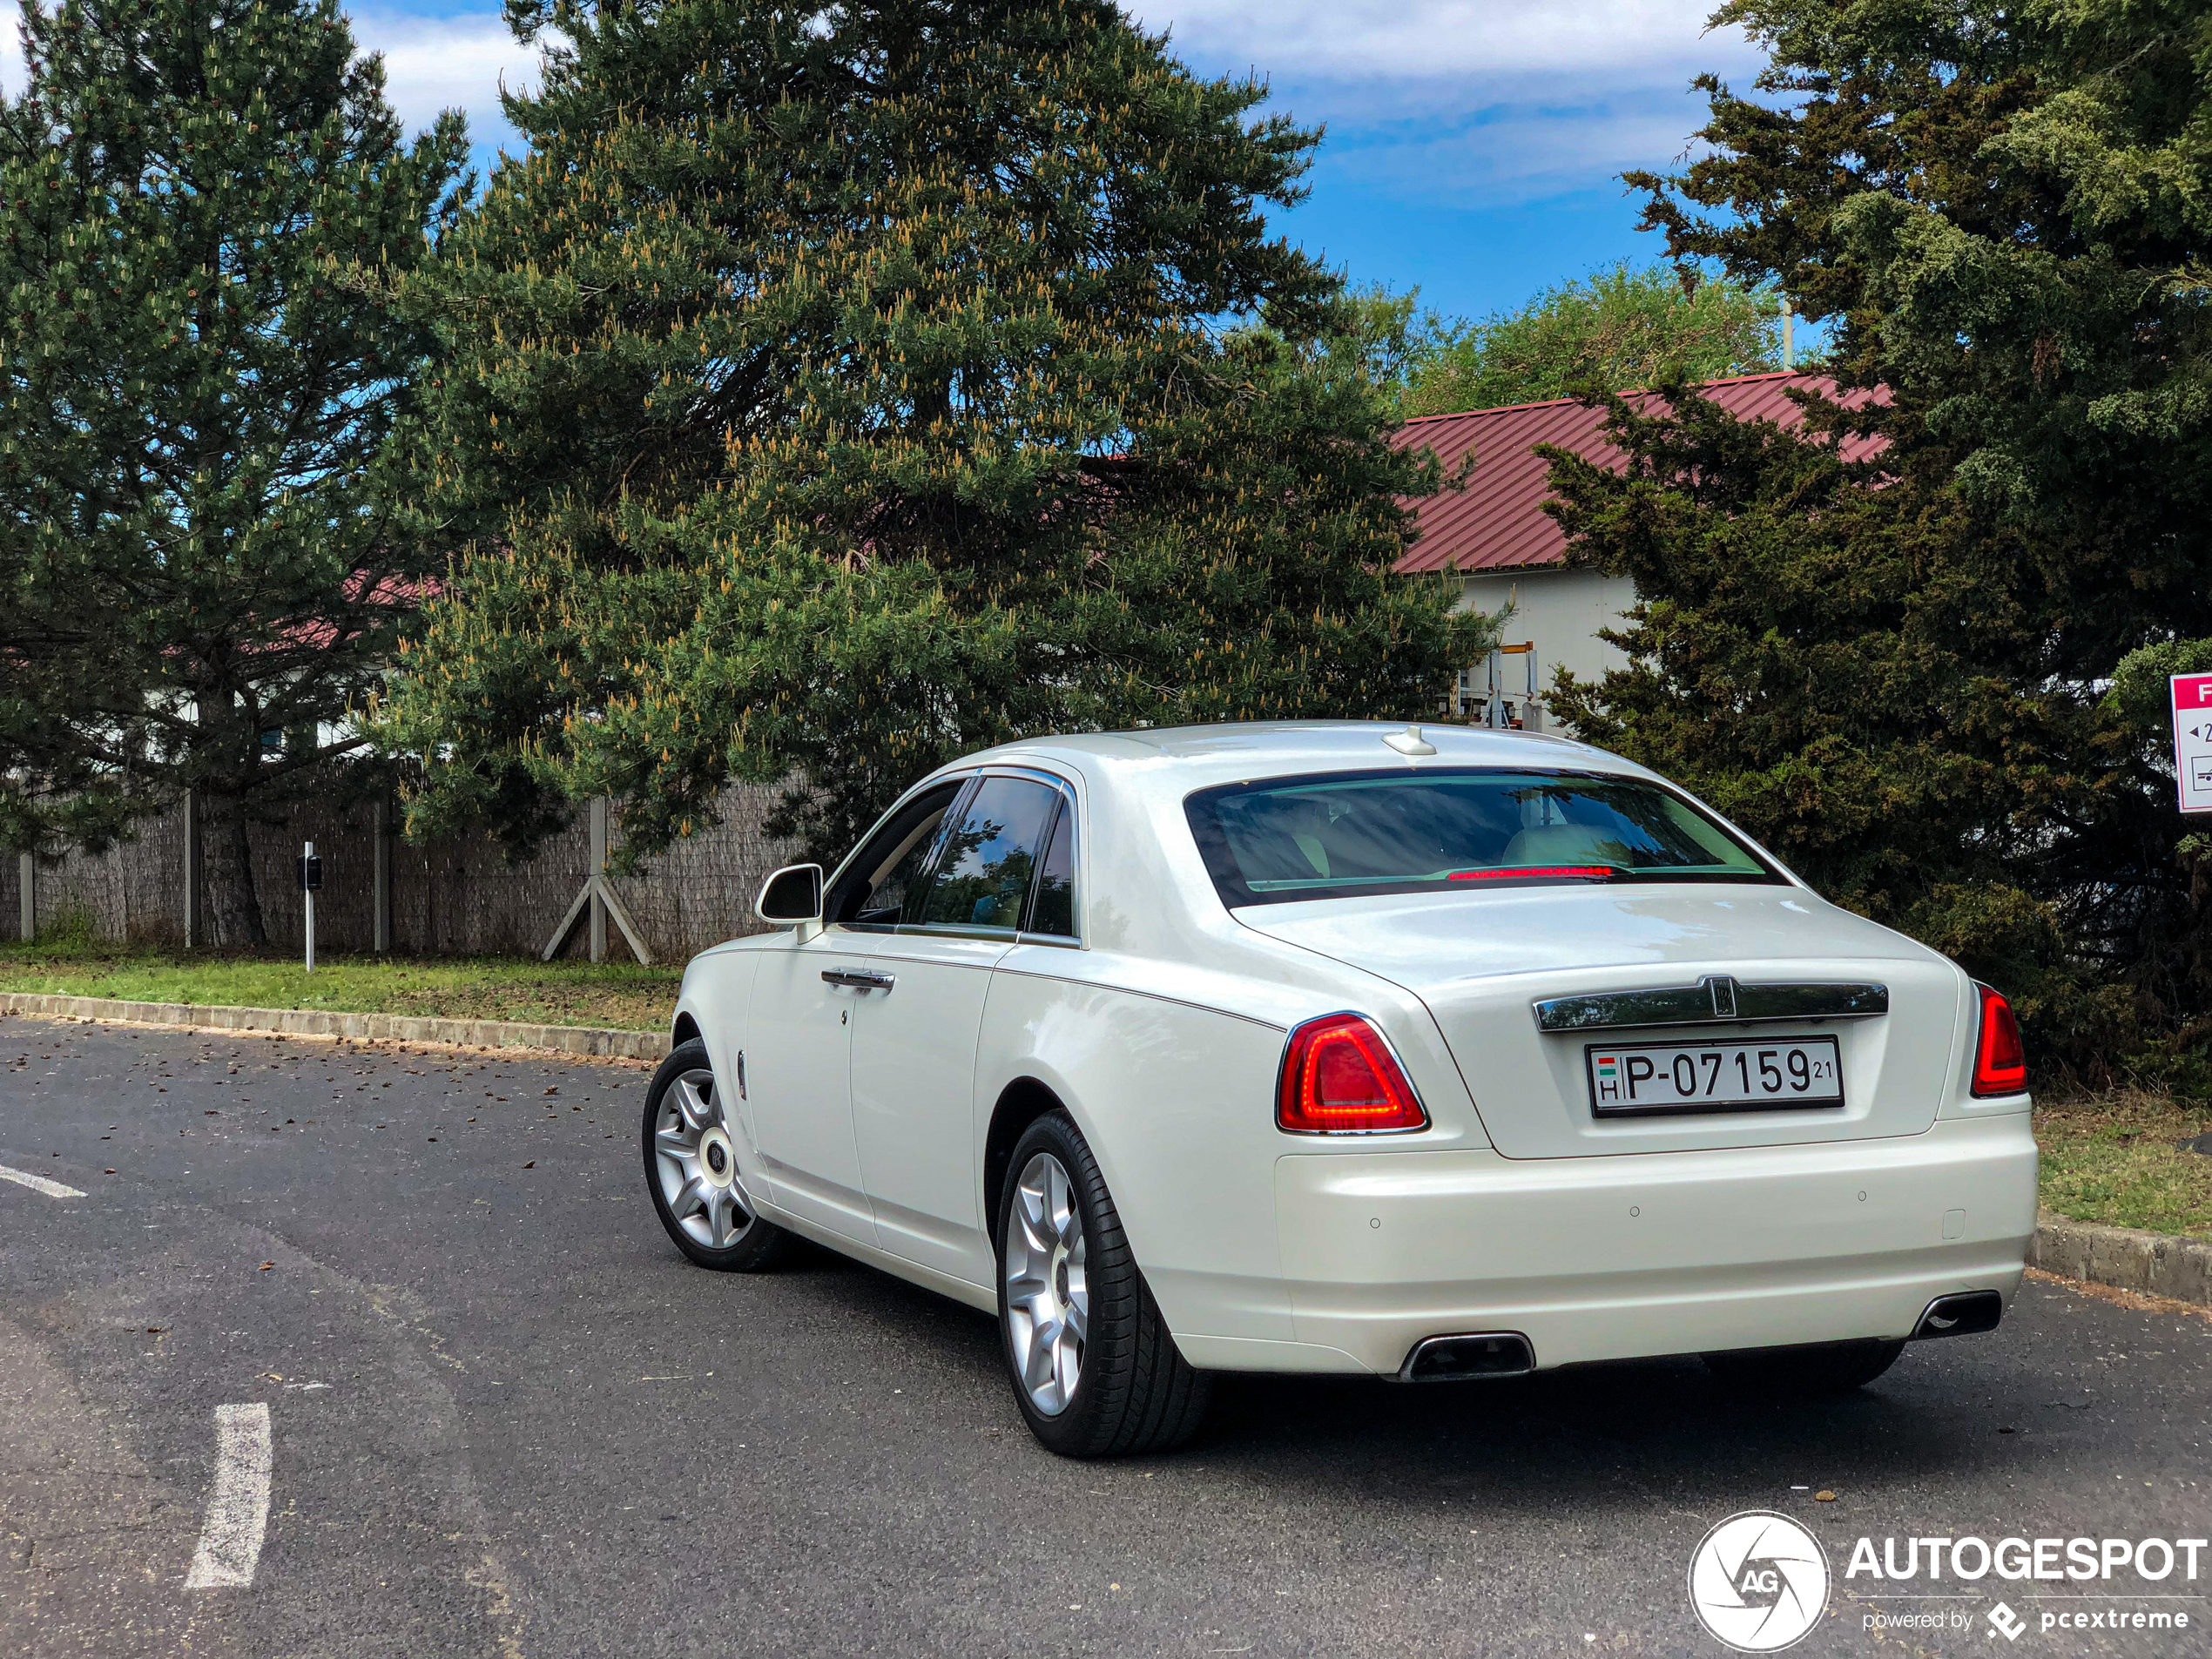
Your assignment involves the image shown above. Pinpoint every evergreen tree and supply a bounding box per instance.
[381,0,1484,861]
[1548,0,2212,1076]
[0,0,466,942]
[1398,260,1783,419]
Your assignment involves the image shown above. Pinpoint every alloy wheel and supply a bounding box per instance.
[1003,1150,1089,1415]
[651,1069,754,1250]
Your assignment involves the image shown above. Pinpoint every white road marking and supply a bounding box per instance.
[0,1161,87,1199]
[184,1403,273,1589]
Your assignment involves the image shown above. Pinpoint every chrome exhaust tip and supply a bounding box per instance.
[1912,1289,2004,1341]
[1399,1332,1536,1383]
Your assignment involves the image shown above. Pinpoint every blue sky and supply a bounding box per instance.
[10,0,1766,322]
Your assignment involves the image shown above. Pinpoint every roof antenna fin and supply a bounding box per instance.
[1383,725,1438,757]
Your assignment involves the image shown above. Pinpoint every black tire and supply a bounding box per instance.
[1702,1338,1905,1394]
[996,1110,1211,1458]
[642,1039,792,1272]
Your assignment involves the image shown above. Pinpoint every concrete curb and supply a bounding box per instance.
[2028,1206,2212,1307]
[0,991,669,1063]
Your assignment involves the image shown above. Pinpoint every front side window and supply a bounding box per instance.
[831,779,966,927]
[1184,768,1781,908]
[919,776,1062,931]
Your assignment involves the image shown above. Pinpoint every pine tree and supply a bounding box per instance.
[1548,0,2212,1075]
[0,0,467,942]
[381,0,1483,860]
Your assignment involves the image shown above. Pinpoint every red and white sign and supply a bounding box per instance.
[2173,674,2212,814]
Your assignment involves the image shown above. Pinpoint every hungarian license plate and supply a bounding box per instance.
[1586,1036,1844,1117]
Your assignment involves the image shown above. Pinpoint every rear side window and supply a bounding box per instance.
[1025,801,1076,937]
[920,776,1061,930]
[1184,768,1780,908]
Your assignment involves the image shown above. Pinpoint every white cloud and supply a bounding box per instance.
[0,2,1752,213]
[1132,0,1759,207]
[1134,0,1753,89]
[1318,97,1712,208]
[0,9,540,145]
[354,10,543,146]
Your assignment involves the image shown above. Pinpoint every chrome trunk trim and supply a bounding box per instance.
[1532,975,1889,1034]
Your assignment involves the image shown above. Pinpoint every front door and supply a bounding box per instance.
[745,929,873,1243]
[751,773,973,1247]
[851,773,1069,1285]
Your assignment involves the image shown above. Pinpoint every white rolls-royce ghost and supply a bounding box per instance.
[642,722,2037,1457]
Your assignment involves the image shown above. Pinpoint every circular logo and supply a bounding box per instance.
[1687,1510,1831,1652]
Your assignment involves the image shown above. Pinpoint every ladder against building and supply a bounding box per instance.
[1456,641,1539,730]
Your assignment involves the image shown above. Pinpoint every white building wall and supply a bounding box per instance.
[1453,566,1637,732]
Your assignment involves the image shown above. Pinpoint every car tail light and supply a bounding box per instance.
[1970,982,2027,1096]
[1277,1014,1429,1134]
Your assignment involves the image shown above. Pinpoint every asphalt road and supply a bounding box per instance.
[3,1015,2208,1658]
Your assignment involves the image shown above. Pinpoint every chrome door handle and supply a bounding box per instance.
[821,968,895,992]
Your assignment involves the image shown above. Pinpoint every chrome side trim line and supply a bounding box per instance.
[1532,975,1888,1034]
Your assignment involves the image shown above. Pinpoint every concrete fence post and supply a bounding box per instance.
[589,795,609,964]
[17,849,31,943]
[373,794,393,954]
[183,790,200,949]
[540,797,653,966]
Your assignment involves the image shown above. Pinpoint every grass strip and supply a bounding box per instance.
[0,945,681,1035]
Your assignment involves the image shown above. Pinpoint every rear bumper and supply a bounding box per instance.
[1192,1114,2036,1377]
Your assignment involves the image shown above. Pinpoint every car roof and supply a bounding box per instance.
[934,720,1652,796]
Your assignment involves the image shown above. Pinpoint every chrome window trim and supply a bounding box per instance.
[1531,976,1889,1034]
[888,922,1020,945]
[1012,930,1084,951]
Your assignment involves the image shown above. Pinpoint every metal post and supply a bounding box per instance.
[302,840,315,973]
[373,796,392,954]
[17,849,31,942]
[588,796,609,964]
[1782,299,1794,371]
[183,790,200,949]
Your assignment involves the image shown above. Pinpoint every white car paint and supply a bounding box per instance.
[671,721,2037,1379]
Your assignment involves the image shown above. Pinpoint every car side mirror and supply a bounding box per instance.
[756,862,825,928]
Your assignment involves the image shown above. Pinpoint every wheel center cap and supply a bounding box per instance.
[698,1126,736,1190]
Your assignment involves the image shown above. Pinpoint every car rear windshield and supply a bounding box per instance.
[1184,768,1783,907]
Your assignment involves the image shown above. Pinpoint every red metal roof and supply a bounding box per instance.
[1390,371,1889,575]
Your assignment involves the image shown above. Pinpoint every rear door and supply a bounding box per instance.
[851,772,1070,1284]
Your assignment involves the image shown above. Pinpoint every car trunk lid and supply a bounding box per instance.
[1237,885,1963,1158]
